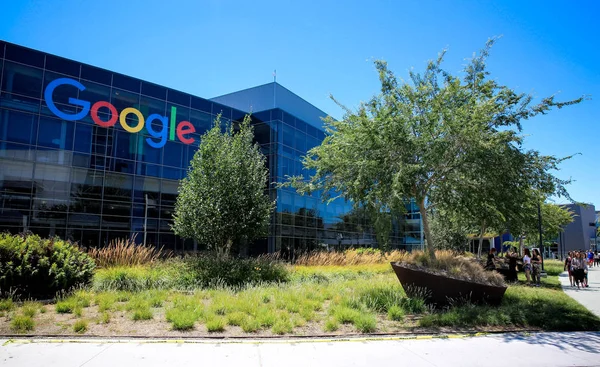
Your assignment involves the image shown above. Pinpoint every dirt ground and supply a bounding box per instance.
[0,302,535,338]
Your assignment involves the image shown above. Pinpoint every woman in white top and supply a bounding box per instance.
[523,248,532,285]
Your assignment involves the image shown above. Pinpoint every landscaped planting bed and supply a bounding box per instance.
[1,261,599,336]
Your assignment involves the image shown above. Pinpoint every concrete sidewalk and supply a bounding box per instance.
[559,266,600,318]
[2,332,600,367]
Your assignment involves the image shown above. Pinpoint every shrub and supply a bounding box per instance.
[358,286,404,312]
[271,319,293,334]
[332,306,361,324]
[169,310,198,331]
[0,233,96,298]
[401,297,427,314]
[98,312,110,324]
[56,300,77,314]
[10,315,34,332]
[73,319,88,333]
[22,301,41,318]
[324,318,339,332]
[241,317,261,333]
[185,255,289,288]
[387,305,405,321]
[206,317,226,332]
[0,299,14,311]
[131,307,153,321]
[88,236,170,268]
[226,311,247,326]
[354,314,377,333]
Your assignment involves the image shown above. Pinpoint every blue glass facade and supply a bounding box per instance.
[0,41,423,252]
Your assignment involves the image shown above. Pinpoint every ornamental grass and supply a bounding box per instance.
[88,236,170,268]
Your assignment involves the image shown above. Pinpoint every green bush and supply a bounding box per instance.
[10,315,34,333]
[0,233,95,298]
[185,255,289,288]
[354,314,377,333]
[387,305,405,321]
[73,319,88,333]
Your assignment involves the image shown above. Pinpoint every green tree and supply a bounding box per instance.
[288,38,582,257]
[172,115,275,258]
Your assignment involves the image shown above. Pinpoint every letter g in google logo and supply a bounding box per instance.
[44,78,196,148]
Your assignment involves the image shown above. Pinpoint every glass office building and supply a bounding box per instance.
[0,40,423,253]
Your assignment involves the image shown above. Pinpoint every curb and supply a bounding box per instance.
[1,330,539,345]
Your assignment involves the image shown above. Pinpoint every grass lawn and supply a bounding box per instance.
[1,261,599,336]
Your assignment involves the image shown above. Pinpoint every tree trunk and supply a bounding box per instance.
[418,200,435,258]
[477,221,486,259]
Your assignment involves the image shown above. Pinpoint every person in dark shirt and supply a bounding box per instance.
[485,248,497,270]
[506,247,518,282]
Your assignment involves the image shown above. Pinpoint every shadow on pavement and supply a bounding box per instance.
[498,332,600,354]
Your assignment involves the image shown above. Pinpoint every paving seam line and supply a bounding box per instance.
[2,332,526,346]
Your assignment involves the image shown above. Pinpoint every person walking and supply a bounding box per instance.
[564,251,574,287]
[532,249,542,287]
[571,252,585,289]
[523,248,532,286]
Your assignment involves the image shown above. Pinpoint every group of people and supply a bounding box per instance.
[485,247,542,286]
[565,251,592,289]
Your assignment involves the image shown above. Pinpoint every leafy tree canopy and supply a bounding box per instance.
[288,38,583,257]
[172,115,275,257]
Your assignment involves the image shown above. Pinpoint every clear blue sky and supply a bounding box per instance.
[1,0,598,207]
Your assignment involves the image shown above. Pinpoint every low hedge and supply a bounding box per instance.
[185,255,290,288]
[0,233,96,298]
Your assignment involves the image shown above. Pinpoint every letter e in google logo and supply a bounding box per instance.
[44,78,196,148]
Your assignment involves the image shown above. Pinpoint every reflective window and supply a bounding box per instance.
[213,104,232,120]
[112,73,140,93]
[45,55,80,77]
[37,117,74,150]
[190,109,212,135]
[74,123,92,153]
[4,44,45,67]
[133,176,160,204]
[42,71,79,105]
[167,89,189,106]
[282,124,294,147]
[103,173,133,201]
[70,168,103,200]
[253,123,270,145]
[81,64,112,85]
[160,180,179,207]
[0,109,37,145]
[191,97,211,113]
[137,162,161,177]
[295,129,306,152]
[113,159,135,174]
[162,167,183,180]
[79,81,111,110]
[33,164,71,199]
[115,131,138,160]
[141,82,166,100]
[2,61,43,99]
[163,141,183,167]
[295,119,307,134]
[111,89,139,112]
[140,96,166,119]
[138,139,161,164]
[0,141,35,161]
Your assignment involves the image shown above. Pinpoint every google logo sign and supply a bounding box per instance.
[44,78,196,149]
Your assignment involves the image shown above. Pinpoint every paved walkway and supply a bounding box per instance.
[2,332,600,367]
[559,265,600,318]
